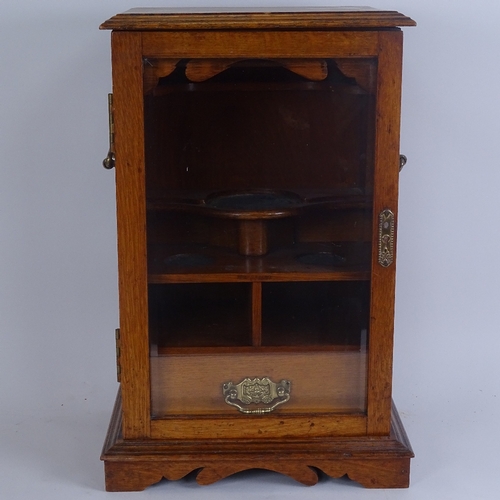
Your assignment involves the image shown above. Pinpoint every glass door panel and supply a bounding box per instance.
[145,58,376,418]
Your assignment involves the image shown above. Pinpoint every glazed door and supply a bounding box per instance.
[112,29,402,439]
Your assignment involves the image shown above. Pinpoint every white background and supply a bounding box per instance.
[1,1,499,499]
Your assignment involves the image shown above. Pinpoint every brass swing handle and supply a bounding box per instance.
[223,377,291,415]
[102,94,115,169]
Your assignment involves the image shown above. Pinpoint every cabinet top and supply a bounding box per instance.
[100,7,416,31]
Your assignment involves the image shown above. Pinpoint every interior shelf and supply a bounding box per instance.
[148,242,371,283]
[157,344,364,356]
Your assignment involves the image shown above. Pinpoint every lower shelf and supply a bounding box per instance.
[101,390,414,491]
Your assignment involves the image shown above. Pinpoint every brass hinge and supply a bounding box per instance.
[115,328,121,383]
[102,93,115,169]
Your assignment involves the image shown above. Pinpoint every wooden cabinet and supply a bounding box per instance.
[100,7,416,491]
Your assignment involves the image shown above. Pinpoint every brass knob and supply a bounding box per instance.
[103,152,115,170]
[399,154,407,171]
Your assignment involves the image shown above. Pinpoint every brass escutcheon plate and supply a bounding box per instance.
[378,208,395,267]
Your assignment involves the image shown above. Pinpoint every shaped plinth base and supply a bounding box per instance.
[101,393,413,491]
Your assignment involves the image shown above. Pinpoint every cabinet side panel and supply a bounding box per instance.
[367,30,403,435]
[112,31,151,438]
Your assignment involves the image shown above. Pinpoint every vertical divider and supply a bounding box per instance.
[251,282,262,346]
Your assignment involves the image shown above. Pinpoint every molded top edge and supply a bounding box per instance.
[100,7,416,30]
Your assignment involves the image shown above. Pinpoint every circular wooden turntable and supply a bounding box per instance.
[203,190,303,256]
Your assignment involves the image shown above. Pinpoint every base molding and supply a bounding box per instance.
[101,392,413,491]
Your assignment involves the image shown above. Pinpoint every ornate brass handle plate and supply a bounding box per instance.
[222,377,291,414]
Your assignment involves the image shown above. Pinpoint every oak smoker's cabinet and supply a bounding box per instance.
[100,8,416,491]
